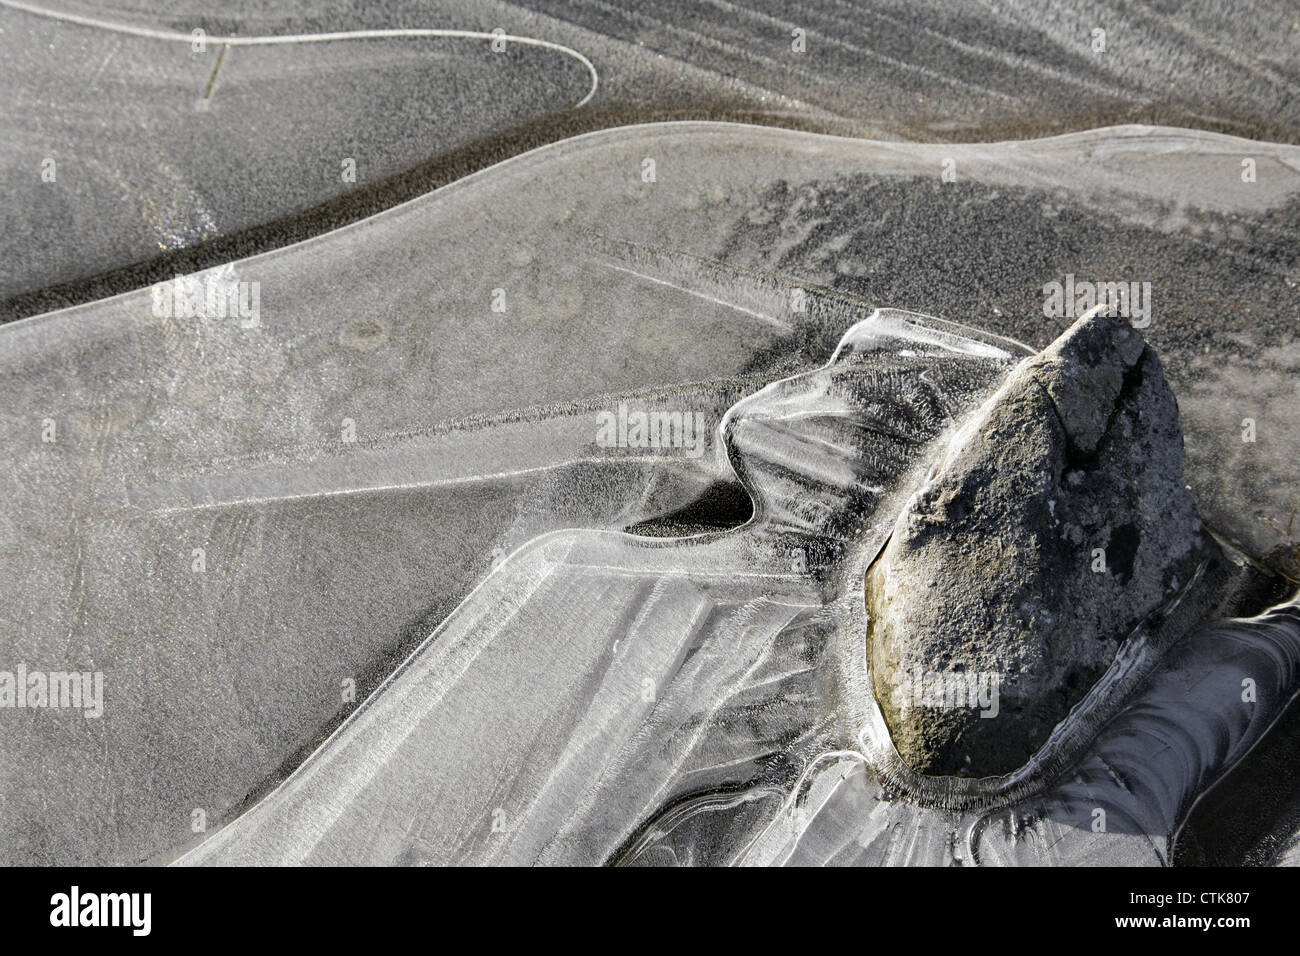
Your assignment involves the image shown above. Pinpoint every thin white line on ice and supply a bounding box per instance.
[601,262,791,328]
[0,0,599,108]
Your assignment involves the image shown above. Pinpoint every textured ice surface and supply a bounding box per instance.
[176,313,1300,866]
[0,0,594,303]
[2,122,1297,864]
[7,0,1300,320]
[176,310,1020,864]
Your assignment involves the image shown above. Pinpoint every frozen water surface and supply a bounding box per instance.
[176,312,1300,866]
[0,0,595,305]
[1,121,1298,864]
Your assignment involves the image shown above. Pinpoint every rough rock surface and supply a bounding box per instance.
[867,311,1218,777]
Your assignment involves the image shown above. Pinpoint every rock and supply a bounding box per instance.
[867,310,1219,777]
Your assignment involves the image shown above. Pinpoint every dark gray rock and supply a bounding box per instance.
[867,310,1219,777]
